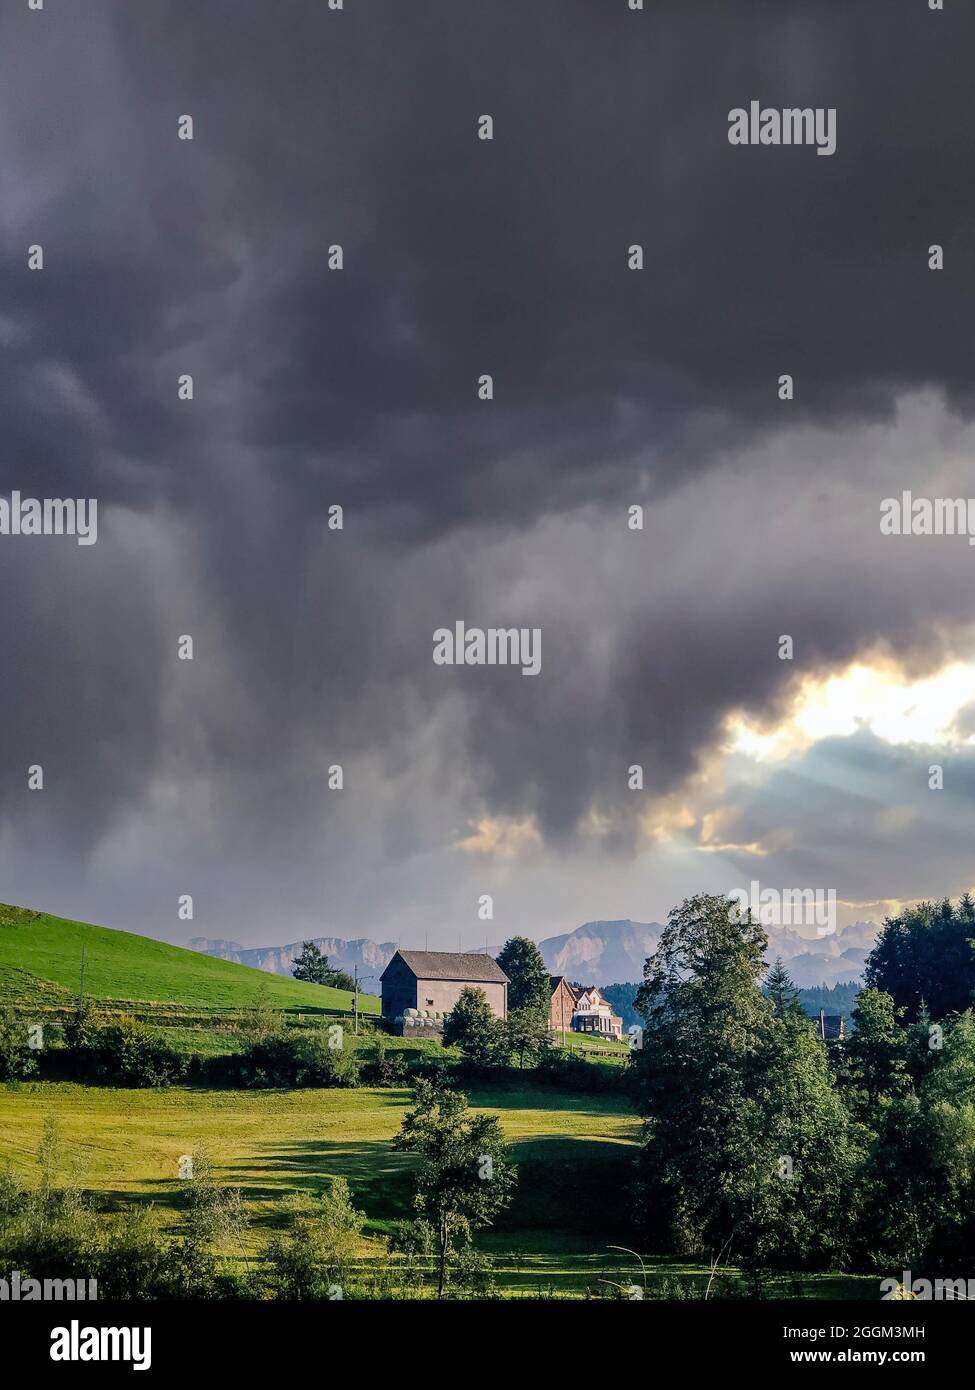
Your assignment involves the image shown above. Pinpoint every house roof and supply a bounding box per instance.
[381,950,509,984]
[550,975,579,998]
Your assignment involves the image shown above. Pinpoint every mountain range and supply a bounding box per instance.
[190,917,877,990]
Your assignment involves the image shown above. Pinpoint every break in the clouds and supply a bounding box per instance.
[1,0,974,947]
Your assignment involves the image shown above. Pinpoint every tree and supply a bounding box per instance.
[179,1151,249,1257]
[505,1007,552,1068]
[839,988,910,1124]
[291,941,355,991]
[442,986,505,1066]
[0,1011,38,1082]
[496,936,551,1015]
[764,957,800,1015]
[291,941,333,985]
[393,1079,515,1297]
[632,894,858,1269]
[746,994,860,1270]
[864,895,975,1021]
[855,1010,975,1270]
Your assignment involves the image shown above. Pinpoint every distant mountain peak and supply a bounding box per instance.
[538,916,879,988]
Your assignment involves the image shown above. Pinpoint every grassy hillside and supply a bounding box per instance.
[0,903,378,1016]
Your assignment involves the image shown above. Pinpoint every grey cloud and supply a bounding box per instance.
[2,1,974,941]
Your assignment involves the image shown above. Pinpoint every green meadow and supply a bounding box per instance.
[0,1081,873,1299]
[0,904,378,1017]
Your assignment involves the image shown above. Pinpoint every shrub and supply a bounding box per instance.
[206,1025,360,1088]
[262,1178,365,1298]
[62,1011,186,1087]
[0,1011,39,1082]
[362,1035,408,1086]
[535,1047,626,1094]
[0,1181,99,1283]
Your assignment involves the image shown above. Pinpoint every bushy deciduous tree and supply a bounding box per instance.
[633,894,859,1270]
[393,1079,515,1298]
[505,1006,552,1068]
[442,986,505,1066]
[0,1010,38,1081]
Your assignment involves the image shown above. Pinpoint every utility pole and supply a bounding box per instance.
[79,945,86,1011]
[352,967,375,1035]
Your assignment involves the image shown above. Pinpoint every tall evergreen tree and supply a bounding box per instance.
[764,957,800,1014]
[839,988,910,1124]
[291,941,354,991]
[291,941,331,985]
[496,936,551,1015]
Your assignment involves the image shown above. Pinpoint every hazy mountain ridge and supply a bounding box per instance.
[188,935,397,983]
[538,918,878,988]
[190,916,878,990]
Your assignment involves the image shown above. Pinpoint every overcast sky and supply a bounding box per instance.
[2,0,974,950]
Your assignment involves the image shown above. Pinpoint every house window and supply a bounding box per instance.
[425,998,434,1006]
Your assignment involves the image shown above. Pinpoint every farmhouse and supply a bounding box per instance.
[548,976,623,1041]
[571,985,623,1040]
[380,950,509,1024]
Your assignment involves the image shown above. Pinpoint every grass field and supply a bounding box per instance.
[0,903,378,1017]
[0,1080,875,1299]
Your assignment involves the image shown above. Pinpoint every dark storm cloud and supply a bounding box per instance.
[1,0,974,937]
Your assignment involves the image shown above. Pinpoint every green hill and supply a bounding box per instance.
[0,903,379,1016]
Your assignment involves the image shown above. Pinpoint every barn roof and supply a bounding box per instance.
[382,949,509,983]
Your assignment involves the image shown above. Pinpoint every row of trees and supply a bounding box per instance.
[441,935,554,1067]
[442,987,552,1067]
[864,894,975,1020]
[632,893,975,1275]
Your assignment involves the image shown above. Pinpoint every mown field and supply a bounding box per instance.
[0,1081,874,1299]
[0,904,378,1017]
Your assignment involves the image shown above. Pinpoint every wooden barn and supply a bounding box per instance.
[380,949,509,1023]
